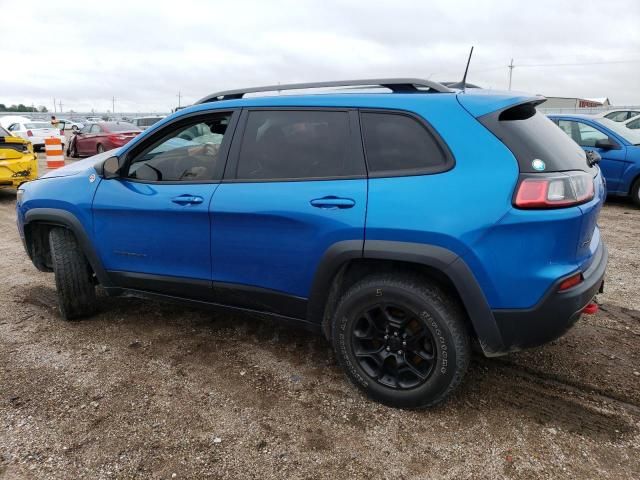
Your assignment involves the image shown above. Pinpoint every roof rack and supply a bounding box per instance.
[195,78,452,104]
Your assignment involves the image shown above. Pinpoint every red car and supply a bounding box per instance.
[69,122,141,157]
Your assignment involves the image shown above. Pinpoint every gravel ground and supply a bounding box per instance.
[1,159,639,479]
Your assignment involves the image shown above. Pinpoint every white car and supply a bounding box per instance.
[623,114,640,130]
[0,115,32,129]
[131,116,164,130]
[598,110,640,122]
[57,118,84,132]
[7,120,65,151]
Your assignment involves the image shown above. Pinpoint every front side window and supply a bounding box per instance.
[234,110,359,180]
[360,111,450,175]
[556,120,608,147]
[126,113,231,182]
[89,125,101,134]
[575,122,608,147]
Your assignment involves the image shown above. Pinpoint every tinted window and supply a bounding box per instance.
[628,118,640,130]
[481,105,592,173]
[127,113,231,182]
[235,110,360,180]
[604,111,629,122]
[360,112,449,174]
[103,122,139,132]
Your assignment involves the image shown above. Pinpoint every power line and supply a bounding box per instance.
[516,59,640,68]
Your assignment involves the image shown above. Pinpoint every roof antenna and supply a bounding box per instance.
[461,46,474,93]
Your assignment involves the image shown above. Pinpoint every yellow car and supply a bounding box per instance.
[0,125,38,188]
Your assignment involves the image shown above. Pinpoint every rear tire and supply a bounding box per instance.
[69,140,78,158]
[49,228,97,320]
[631,178,640,207]
[331,274,470,409]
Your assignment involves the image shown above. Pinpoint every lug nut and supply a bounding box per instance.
[394,332,398,336]
[398,350,403,355]
[384,335,389,340]
[386,346,390,351]
[402,341,406,346]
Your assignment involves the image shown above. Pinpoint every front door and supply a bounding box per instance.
[209,109,367,315]
[92,110,238,298]
[558,119,628,193]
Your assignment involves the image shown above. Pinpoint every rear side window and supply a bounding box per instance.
[480,103,593,174]
[235,110,362,180]
[360,112,451,176]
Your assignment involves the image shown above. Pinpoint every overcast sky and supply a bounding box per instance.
[2,0,639,113]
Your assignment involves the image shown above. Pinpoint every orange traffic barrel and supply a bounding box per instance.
[45,137,65,169]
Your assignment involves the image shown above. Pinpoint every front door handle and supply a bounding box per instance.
[171,194,204,205]
[310,196,356,209]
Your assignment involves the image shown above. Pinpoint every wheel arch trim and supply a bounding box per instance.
[24,208,112,287]
[309,239,505,355]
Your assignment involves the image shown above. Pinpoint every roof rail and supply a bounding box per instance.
[195,78,452,104]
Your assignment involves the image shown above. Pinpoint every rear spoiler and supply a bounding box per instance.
[456,92,546,118]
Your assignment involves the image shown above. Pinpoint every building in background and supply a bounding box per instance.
[542,96,611,109]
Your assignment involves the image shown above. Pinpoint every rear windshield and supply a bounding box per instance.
[479,103,593,174]
[103,122,140,132]
[25,122,52,129]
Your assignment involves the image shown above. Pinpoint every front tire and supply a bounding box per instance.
[49,228,97,320]
[631,178,640,208]
[331,274,470,408]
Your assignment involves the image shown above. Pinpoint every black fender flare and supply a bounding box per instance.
[308,239,505,356]
[24,208,113,287]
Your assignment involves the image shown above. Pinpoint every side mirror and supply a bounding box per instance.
[99,156,122,179]
[594,138,619,150]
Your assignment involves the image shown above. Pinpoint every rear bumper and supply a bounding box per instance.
[490,241,607,353]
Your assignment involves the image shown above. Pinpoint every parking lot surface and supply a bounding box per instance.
[1,158,639,479]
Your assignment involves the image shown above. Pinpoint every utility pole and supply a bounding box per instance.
[58,100,63,113]
[53,98,56,113]
[177,91,182,108]
[112,96,116,115]
[508,58,514,90]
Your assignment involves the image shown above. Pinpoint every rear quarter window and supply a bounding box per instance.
[359,111,453,177]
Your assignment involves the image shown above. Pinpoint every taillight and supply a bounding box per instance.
[558,272,583,291]
[26,130,33,137]
[514,171,594,209]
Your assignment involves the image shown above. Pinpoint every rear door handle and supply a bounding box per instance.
[310,196,356,209]
[171,194,204,205]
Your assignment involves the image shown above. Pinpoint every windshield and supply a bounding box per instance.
[25,122,53,129]
[0,126,10,136]
[596,118,640,145]
[103,122,140,132]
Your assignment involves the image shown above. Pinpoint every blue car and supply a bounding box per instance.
[548,114,640,206]
[16,79,607,408]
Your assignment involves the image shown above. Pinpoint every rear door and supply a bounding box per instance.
[209,108,367,316]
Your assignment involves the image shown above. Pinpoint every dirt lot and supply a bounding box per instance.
[1,160,639,479]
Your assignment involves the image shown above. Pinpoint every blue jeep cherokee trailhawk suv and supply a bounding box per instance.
[16,79,607,408]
